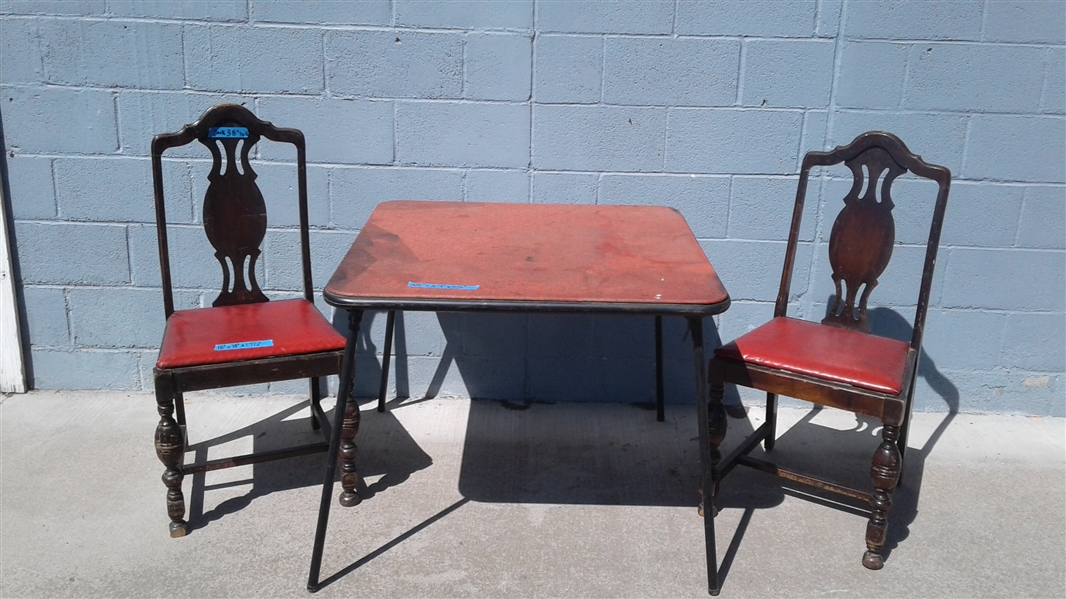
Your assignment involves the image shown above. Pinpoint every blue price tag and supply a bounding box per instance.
[214,339,273,351]
[408,281,480,291]
[208,126,249,139]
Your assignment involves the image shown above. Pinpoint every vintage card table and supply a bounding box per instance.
[307,200,731,594]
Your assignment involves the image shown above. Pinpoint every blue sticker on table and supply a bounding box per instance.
[208,126,249,139]
[214,339,273,351]
[408,281,480,291]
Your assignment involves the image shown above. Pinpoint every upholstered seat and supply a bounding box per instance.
[157,300,346,369]
[713,317,909,395]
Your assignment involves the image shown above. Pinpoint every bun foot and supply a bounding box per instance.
[339,491,362,507]
[169,521,188,538]
[862,550,884,570]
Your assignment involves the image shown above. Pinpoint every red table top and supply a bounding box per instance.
[324,201,730,315]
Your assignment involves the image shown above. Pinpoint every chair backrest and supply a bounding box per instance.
[775,131,951,353]
[151,104,313,318]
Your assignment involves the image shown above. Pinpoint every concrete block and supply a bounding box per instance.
[242,162,330,228]
[844,0,983,41]
[984,1,1066,43]
[30,349,140,390]
[941,248,1065,311]
[184,25,323,94]
[921,309,1007,371]
[117,91,252,157]
[594,357,656,402]
[465,33,532,102]
[1016,186,1066,250]
[327,30,463,99]
[676,0,818,36]
[940,182,1024,248]
[1042,47,1065,114]
[128,223,220,289]
[396,102,530,168]
[21,286,69,348]
[330,167,463,228]
[598,174,729,239]
[817,0,843,37]
[452,312,527,359]
[395,0,533,29]
[531,172,598,204]
[700,240,811,302]
[1,1,104,16]
[728,176,817,241]
[835,42,908,109]
[39,19,183,89]
[964,115,1065,183]
[829,110,966,175]
[528,313,593,358]
[591,314,654,360]
[2,86,117,154]
[251,0,390,24]
[108,0,247,20]
[67,287,186,349]
[666,109,803,174]
[15,222,129,285]
[537,0,673,34]
[262,229,355,290]
[0,17,42,83]
[465,170,530,203]
[54,157,192,224]
[920,369,1064,416]
[604,37,739,107]
[905,44,1044,113]
[260,230,302,292]
[6,155,56,219]
[742,40,834,108]
[533,35,602,104]
[533,105,665,172]
[802,110,828,155]
[1001,312,1066,372]
[256,96,394,166]
[714,300,776,345]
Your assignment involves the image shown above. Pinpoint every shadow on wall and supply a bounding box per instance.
[335,308,734,407]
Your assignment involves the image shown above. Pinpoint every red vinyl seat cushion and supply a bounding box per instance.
[156,299,347,369]
[713,317,910,395]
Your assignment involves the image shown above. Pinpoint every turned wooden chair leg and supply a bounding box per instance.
[339,310,364,507]
[864,424,902,569]
[154,373,187,537]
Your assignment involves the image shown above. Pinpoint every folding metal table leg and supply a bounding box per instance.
[690,317,720,595]
[307,309,363,593]
[377,310,396,413]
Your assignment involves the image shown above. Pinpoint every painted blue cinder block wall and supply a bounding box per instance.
[1,0,1063,415]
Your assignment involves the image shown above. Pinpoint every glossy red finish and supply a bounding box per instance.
[324,201,729,311]
[713,317,909,395]
[156,299,346,369]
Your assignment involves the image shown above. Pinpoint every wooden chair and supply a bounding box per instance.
[702,131,950,590]
[150,104,346,537]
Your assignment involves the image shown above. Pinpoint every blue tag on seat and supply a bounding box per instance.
[214,339,273,351]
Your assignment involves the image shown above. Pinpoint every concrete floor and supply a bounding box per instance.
[1,390,1063,598]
